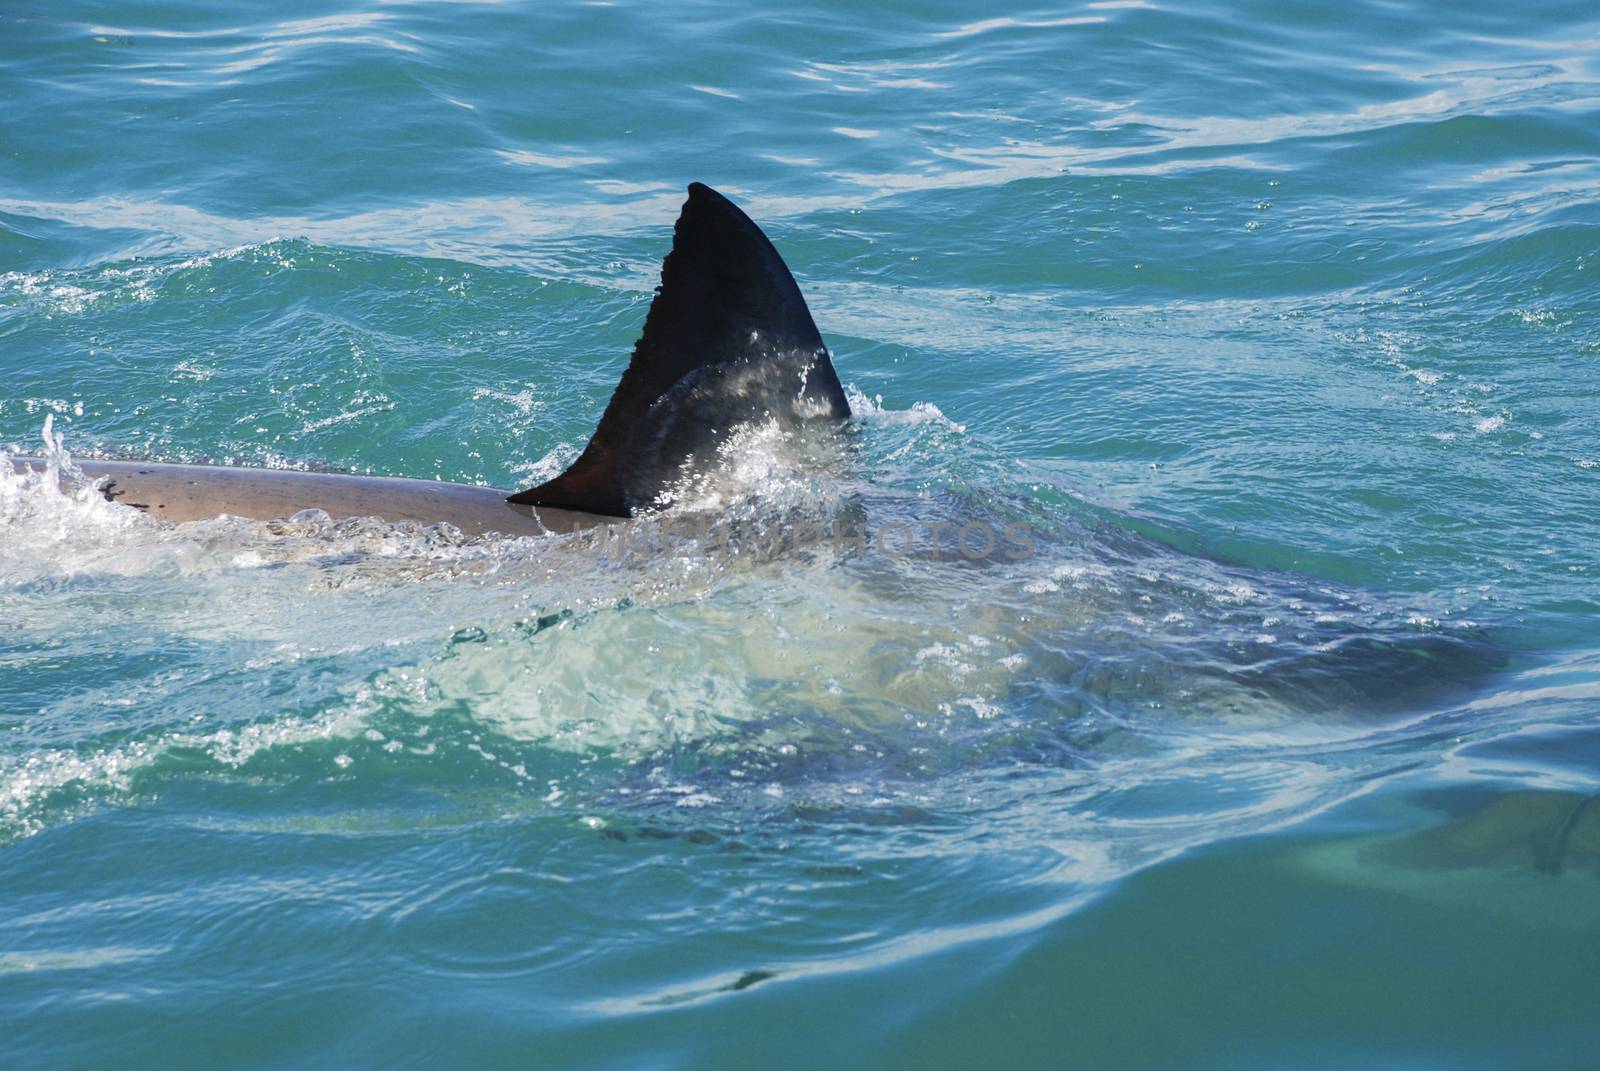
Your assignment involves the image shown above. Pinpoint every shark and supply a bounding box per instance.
[12,183,1570,891]
[9,183,851,537]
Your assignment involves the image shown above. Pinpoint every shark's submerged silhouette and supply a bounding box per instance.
[11,183,850,536]
[9,183,1555,885]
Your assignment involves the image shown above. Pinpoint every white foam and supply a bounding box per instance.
[654,417,836,515]
[845,385,966,432]
[0,416,165,584]
[0,701,371,837]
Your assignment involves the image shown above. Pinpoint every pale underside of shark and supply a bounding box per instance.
[11,183,851,537]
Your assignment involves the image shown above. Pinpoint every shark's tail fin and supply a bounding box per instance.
[508,183,850,517]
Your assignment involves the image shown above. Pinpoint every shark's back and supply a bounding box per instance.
[9,458,604,537]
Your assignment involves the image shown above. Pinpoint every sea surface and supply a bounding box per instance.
[3,1,1599,1067]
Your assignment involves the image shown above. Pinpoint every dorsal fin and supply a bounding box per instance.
[508,183,849,517]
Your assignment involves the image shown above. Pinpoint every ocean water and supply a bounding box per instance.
[3,0,1599,1066]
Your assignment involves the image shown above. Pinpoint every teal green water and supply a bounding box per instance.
[4,2,1600,1067]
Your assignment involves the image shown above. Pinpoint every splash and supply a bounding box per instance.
[651,416,849,517]
[846,385,966,432]
[0,415,159,581]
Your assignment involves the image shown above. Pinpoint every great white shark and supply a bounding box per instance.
[9,184,1584,884]
[10,183,850,536]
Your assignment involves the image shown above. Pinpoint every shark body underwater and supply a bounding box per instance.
[11,183,850,536]
[10,184,1594,885]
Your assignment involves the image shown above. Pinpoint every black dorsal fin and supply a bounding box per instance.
[508,183,849,517]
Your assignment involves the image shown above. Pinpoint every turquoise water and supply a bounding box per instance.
[4,0,1600,1066]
